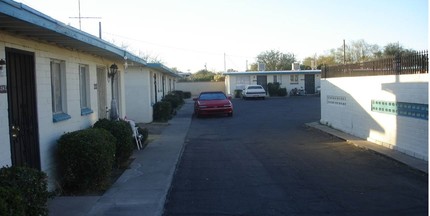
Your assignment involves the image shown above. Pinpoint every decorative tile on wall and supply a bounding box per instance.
[327,95,346,106]
[371,100,428,120]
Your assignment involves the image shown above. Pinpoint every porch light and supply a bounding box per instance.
[108,63,118,79]
[0,59,5,77]
[108,63,119,120]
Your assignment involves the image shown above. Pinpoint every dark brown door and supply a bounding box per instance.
[305,74,315,94]
[6,48,41,170]
[256,75,268,92]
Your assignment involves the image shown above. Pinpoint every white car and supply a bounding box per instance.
[242,85,266,99]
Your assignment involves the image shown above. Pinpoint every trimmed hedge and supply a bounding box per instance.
[93,119,134,166]
[57,128,116,193]
[153,101,172,122]
[183,91,192,99]
[267,82,287,97]
[162,93,184,110]
[0,166,50,216]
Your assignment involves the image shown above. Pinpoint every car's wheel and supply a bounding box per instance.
[228,112,233,117]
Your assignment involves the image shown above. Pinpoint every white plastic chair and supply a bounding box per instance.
[126,119,143,150]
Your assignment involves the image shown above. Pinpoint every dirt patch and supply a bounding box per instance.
[139,122,169,135]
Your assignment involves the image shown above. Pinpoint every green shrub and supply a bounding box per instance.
[278,88,287,96]
[234,89,243,98]
[153,101,172,122]
[162,93,184,110]
[267,82,287,97]
[57,128,116,193]
[93,119,134,166]
[267,82,281,96]
[183,91,192,99]
[0,186,25,216]
[171,90,184,99]
[0,166,50,216]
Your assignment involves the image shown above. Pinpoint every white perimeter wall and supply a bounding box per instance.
[321,74,428,161]
[176,81,226,96]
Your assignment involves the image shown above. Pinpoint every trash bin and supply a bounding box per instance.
[234,89,243,98]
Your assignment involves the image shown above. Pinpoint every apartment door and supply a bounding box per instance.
[97,67,108,119]
[256,75,268,92]
[6,48,41,170]
[305,74,315,94]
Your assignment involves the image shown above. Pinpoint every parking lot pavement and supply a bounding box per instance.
[164,96,428,215]
[306,121,428,174]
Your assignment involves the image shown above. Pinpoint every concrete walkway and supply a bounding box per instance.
[306,122,428,174]
[48,100,194,216]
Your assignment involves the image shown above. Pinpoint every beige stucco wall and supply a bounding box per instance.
[176,81,226,96]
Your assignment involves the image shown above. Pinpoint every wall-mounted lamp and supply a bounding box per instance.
[108,63,118,79]
[108,63,119,120]
[0,59,6,77]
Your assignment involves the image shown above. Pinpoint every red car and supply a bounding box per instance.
[193,91,233,117]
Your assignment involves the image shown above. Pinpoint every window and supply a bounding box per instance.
[51,60,70,122]
[79,64,92,115]
[290,75,299,83]
[273,75,278,83]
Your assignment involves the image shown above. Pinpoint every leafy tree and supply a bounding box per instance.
[190,69,215,81]
[383,43,416,57]
[249,63,258,71]
[255,50,296,71]
[303,40,417,67]
[301,56,317,69]
[316,54,336,68]
[213,73,225,82]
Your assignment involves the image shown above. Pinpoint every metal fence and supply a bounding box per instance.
[322,50,428,78]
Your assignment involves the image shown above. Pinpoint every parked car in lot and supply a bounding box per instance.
[242,84,266,99]
[193,91,233,117]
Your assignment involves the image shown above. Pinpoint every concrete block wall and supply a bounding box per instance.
[321,74,428,161]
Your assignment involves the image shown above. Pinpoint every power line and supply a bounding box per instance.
[102,31,256,59]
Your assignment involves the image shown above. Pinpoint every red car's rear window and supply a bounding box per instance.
[199,93,227,100]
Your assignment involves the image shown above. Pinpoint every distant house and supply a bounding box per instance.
[0,0,148,189]
[223,70,321,95]
[125,63,181,123]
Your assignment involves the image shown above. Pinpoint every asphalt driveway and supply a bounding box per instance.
[163,96,428,215]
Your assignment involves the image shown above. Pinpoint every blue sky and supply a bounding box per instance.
[19,0,428,72]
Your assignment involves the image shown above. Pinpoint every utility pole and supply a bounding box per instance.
[246,60,248,71]
[343,39,346,65]
[224,53,226,73]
